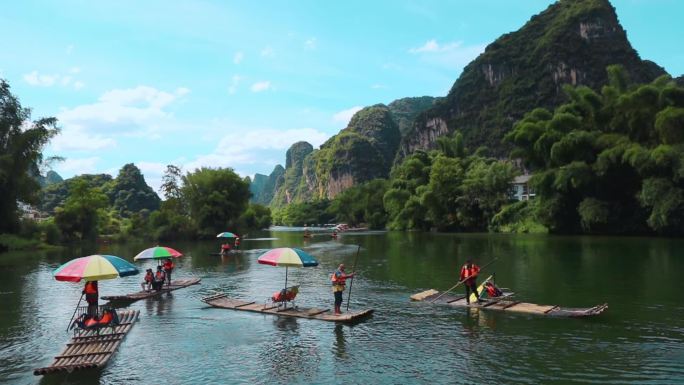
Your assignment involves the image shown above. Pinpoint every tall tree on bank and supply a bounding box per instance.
[0,79,59,233]
[54,180,108,241]
[182,167,251,238]
[506,66,684,235]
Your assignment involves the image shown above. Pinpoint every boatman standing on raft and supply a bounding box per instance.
[460,259,481,304]
[331,264,354,315]
[83,280,98,317]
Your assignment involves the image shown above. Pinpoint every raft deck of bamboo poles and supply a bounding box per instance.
[101,278,201,303]
[34,309,140,376]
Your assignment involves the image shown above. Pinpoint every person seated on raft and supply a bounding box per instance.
[234,237,240,250]
[71,308,119,330]
[220,242,231,255]
[271,286,299,308]
[484,281,504,298]
[153,266,166,291]
[141,268,154,291]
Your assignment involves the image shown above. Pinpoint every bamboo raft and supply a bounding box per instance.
[202,293,373,323]
[34,310,140,375]
[101,278,201,303]
[411,289,608,317]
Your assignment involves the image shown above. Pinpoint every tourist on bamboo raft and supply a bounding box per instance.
[234,237,240,250]
[153,266,166,291]
[220,242,231,255]
[163,258,174,286]
[83,280,98,317]
[460,259,481,304]
[141,268,154,291]
[331,264,355,315]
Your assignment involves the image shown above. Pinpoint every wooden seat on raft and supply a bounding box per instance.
[269,285,299,310]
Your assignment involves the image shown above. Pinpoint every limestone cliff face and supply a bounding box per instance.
[271,142,314,206]
[252,165,284,205]
[387,96,439,136]
[398,0,667,161]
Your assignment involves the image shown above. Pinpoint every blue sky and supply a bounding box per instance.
[1,0,682,192]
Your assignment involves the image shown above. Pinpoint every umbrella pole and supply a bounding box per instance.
[284,267,288,309]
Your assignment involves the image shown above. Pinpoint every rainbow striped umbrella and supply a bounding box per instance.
[216,232,238,238]
[53,255,139,282]
[257,248,318,267]
[133,246,183,261]
[258,248,318,291]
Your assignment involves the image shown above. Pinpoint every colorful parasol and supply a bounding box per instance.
[133,246,183,260]
[53,255,139,282]
[257,248,318,292]
[216,232,238,238]
[257,248,318,267]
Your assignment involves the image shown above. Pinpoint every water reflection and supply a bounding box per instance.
[333,324,347,359]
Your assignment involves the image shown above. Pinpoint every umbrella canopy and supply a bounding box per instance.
[257,248,319,267]
[54,255,139,282]
[133,246,183,261]
[216,232,238,238]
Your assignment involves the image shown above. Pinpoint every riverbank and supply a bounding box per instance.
[0,234,62,253]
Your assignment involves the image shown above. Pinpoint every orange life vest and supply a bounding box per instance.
[331,271,347,286]
[98,311,113,325]
[155,271,165,281]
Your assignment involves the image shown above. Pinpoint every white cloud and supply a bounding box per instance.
[233,51,244,64]
[333,106,363,125]
[52,85,190,150]
[371,84,387,89]
[250,81,271,93]
[23,71,59,86]
[69,67,81,74]
[228,75,241,94]
[23,69,85,89]
[408,39,486,70]
[66,45,74,55]
[185,127,329,172]
[304,38,317,50]
[260,46,275,58]
[53,157,100,175]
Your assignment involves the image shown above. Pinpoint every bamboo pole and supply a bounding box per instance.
[346,245,361,311]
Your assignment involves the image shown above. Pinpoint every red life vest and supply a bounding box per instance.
[221,244,231,250]
[84,281,98,294]
[84,317,98,328]
[144,272,154,283]
[460,264,480,282]
[164,261,174,270]
[155,271,165,281]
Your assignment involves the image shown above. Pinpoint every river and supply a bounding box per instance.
[1,229,683,384]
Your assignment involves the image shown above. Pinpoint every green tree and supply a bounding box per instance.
[0,79,59,233]
[54,180,108,241]
[182,167,251,237]
[107,163,160,217]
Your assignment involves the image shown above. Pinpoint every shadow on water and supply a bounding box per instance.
[38,368,103,385]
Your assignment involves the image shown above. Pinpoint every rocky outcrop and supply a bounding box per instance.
[398,0,667,160]
[271,142,314,206]
[387,96,439,136]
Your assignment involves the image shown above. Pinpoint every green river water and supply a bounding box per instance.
[1,229,683,384]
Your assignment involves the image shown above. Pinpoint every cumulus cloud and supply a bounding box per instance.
[228,75,241,94]
[23,69,85,89]
[233,51,244,64]
[304,38,317,50]
[333,106,363,125]
[50,85,190,151]
[409,39,485,70]
[185,127,329,172]
[260,46,275,58]
[250,81,271,92]
[24,71,59,86]
[53,157,101,175]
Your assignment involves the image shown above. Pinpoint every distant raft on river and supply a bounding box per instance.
[411,289,607,317]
